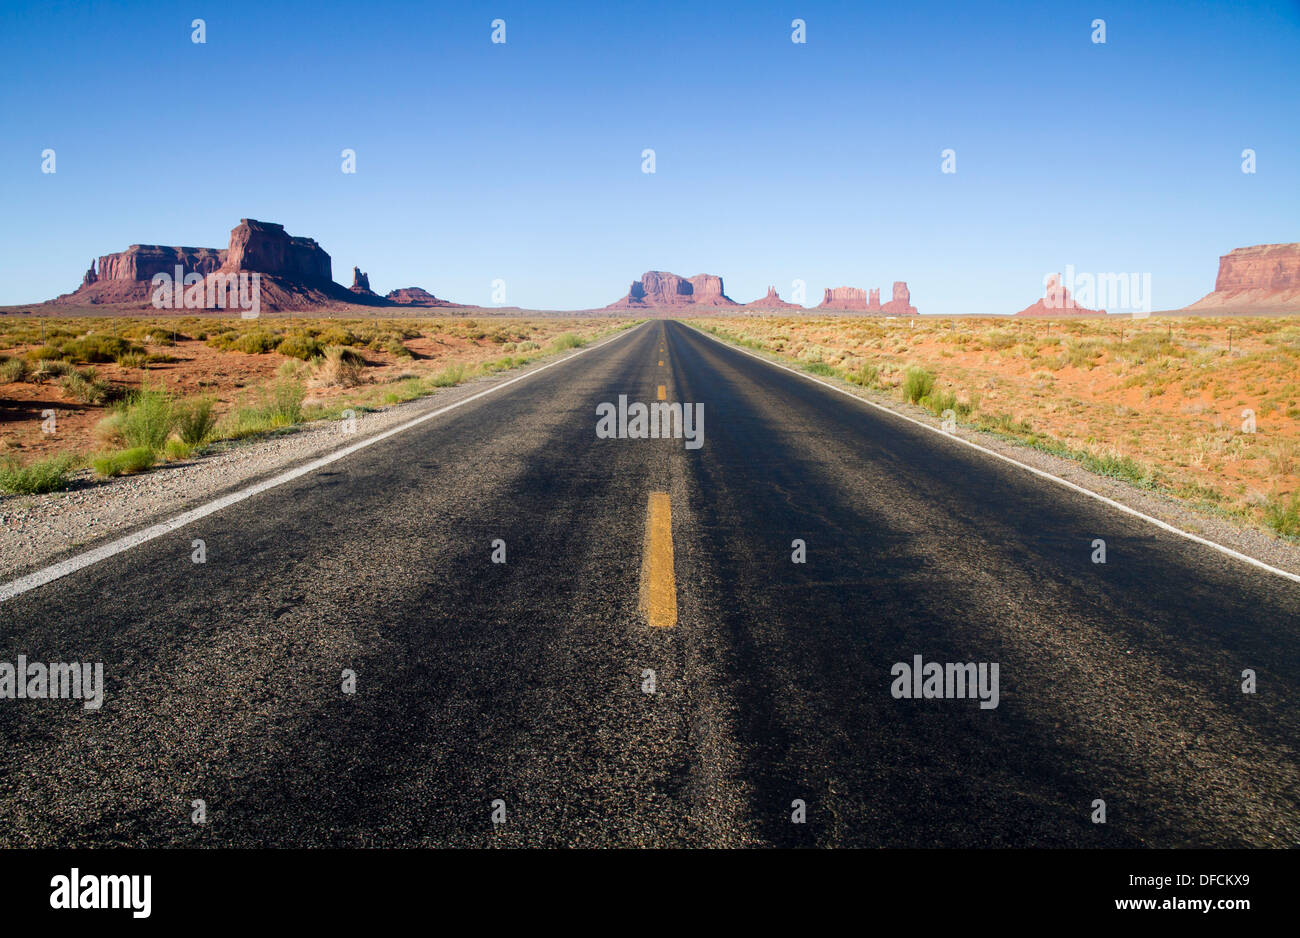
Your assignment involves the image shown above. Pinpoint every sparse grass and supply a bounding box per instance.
[0,356,28,382]
[60,367,111,405]
[549,333,586,351]
[902,367,936,404]
[0,453,76,495]
[112,389,175,451]
[174,396,217,445]
[429,363,467,387]
[1264,494,1300,537]
[91,447,156,477]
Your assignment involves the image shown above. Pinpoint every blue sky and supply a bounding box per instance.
[1,0,1296,312]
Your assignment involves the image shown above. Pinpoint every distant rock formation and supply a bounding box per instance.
[386,287,462,308]
[350,267,374,295]
[1014,274,1105,317]
[881,281,918,316]
[50,219,427,310]
[606,271,739,309]
[1185,243,1300,313]
[743,286,803,310]
[818,286,869,311]
[222,219,331,281]
[817,282,918,314]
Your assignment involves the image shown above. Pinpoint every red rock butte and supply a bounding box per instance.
[1014,274,1106,317]
[54,219,459,311]
[1184,243,1300,313]
[605,271,739,312]
[818,281,917,315]
[742,287,803,310]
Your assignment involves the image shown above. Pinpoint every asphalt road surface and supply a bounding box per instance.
[1,320,1297,847]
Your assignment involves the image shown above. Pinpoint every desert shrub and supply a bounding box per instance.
[63,334,139,364]
[847,362,879,387]
[27,344,66,361]
[314,347,366,388]
[115,389,175,451]
[1081,452,1151,487]
[1,356,29,382]
[174,396,217,445]
[208,330,280,354]
[29,359,72,383]
[115,351,148,368]
[429,363,466,387]
[276,334,324,361]
[923,388,958,416]
[1264,494,1300,537]
[385,336,414,358]
[317,326,358,346]
[92,447,156,477]
[60,368,111,404]
[260,380,305,426]
[902,367,936,404]
[803,361,837,377]
[549,333,585,351]
[0,454,76,495]
[163,439,193,460]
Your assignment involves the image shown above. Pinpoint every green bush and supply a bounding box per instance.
[803,360,837,377]
[847,362,879,387]
[258,381,304,427]
[116,389,175,451]
[0,454,76,495]
[62,334,138,364]
[92,447,156,477]
[60,368,111,405]
[429,363,466,387]
[276,334,324,361]
[549,333,585,351]
[1264,494,1300,537]
[175,396,217,445]
[0,356,28,382]
[902,367,936,404]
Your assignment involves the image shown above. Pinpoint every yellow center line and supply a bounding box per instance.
[656,384,666,400]
[640,492,677,629]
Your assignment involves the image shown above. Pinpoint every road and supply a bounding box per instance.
[1,319,1297,847]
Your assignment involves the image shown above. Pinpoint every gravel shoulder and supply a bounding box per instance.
[0,338,623,583]
[691,323,1300,581]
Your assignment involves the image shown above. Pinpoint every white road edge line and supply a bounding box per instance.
[0,324,646,604]
[687,321,1300,586]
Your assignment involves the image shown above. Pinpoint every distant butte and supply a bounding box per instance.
[605,271,739,312]
[50,219,462,311]
[817,281,918,315]
[1184,243,1300,313]
[742,286,803,310]
[1014,274,1105,317]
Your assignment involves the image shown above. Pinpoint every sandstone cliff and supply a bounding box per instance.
[606,271,738,309]
[386,287,463,307]
[1185,243,1300,312]
[818,282,918,315]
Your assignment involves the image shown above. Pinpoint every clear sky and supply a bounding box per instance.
[1,0,1297,312]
